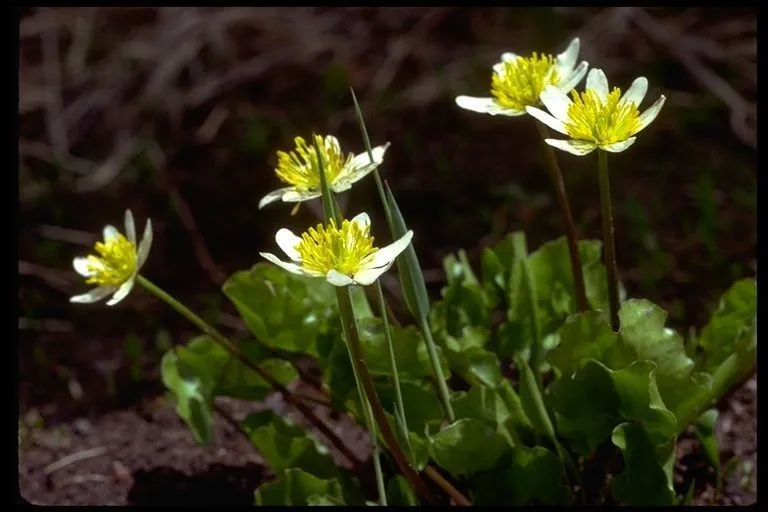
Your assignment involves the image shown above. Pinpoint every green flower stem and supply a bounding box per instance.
[597,151,621,331]
[376,280,414,460]
[135,274,363,470]
[418,318,456,423]
[313,137,387,505]
[335,285,439,505]
[350,89,455,423]
[534,122,589,313]
[347,350,387,506]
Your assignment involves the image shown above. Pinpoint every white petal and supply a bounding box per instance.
[555,37,580,73]
[106,277,136,306]
[501,52,518,63]
[601,138,636,153]
[70,285,118,304]
[586,68,609,102]
[540,86,572,121]
[492,62,506,76]
[326,269,354,287]
[348,143,388,173]
[351,212,371,231]
[124,210,136,245]
[544,138,598,156]
[353,261,395,286]
[259,187,296,209]
[136,218,153,268]
[281,189,322,203]
[361,230,413,271]
[455,96,524,116]
[526,106,569,135]
[635,95,666,133]
[260,252,307,276]
[275,229,302,261]
[73,257,94,277]
[620,77,648,107]
[333,143,389,192]
[103,225,119,242]
[324,135,341,154]
[556,61,589,94]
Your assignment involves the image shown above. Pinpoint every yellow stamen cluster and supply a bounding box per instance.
[491,53,560,111]
[296,219,377,275]
[85,234,137,286]
[275,135,352,190]
[564,88,642,145]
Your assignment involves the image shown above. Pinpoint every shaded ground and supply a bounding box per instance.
[18,7,756,505]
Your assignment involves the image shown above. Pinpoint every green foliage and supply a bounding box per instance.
[472,448,572,505]
[428,418,511,476]
[611,423,677,505]
[222,263,337,357]
[356,318,450,381]
[254,468,345,506]
[160,335,297,444]
[242,411,339,480]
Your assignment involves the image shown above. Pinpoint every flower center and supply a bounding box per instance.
[274,135,352,190]
[564,88,642,145]
[296,219,378,276]
[491,53,560,111]
[85,233,137,286]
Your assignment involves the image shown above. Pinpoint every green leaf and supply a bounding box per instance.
[518,360,555,439]
[377,381,443,436]
[692,408,721,474]
[546,311,619,377]
[499,237,611,361]
[386,475,418,506]
[619,299,694,382]
[428,418,510,476]
[242,411,338,480]
[548,359,677,455]
[180,336,297,401]
[385,183,431,321]
[222,263,337,357]
[306,495,345,505]
[696,279,756,374]
[160,349,214,445]
[254,468,344,506]
[356,318,450,381]
[473,448,572,505]
[452,381,533,445]
[611,423,677,505]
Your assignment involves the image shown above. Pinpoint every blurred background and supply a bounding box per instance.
[18,7,755,505]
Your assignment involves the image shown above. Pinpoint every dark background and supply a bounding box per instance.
[18,7,755,505]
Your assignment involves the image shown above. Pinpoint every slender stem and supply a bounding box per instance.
[350,90,454,423]
[136,275,363,469]
[423,466,471,506]
[535,122,589,312]
[597,151,620,331]
[376,280,413,458]
[335,286,439,505]
[420,318,456,422]
[349,358,388,505]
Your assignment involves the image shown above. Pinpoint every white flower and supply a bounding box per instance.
[258,134,389,209]
[259,212,413,287]
[525,68,667,156]
[455,37,588,116]
[70,210,153,306]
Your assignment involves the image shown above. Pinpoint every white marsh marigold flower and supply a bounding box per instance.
[258,134,389,210]
[455,37,588,116]
[70,210,153,306]
[260,212,413,287]
[525,68,667,155]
